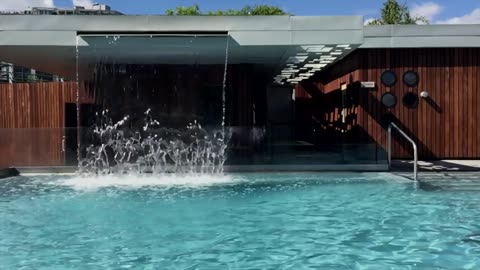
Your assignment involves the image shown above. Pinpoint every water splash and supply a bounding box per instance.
[79,109,229,176]
[76,34,232,177]
[59,174,237,191]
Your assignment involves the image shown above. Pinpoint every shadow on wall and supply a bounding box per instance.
[296,80,387,160]
[359,89,437,159]
[297,78,439,160]
[424,96,442,113]
[298,48,464,159]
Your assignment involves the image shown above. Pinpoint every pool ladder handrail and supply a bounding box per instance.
[387,123,418,182]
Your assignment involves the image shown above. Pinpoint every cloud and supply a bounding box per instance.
[364,18,375,25]
[72,0,93,8]
[437,8,480,24]
[410,2,480,24]
[411,2,443,22]
[0,0,54,11]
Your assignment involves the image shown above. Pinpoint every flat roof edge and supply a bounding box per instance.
[365,24,480,37]
[0,15,364,32]
[362,24,480,48]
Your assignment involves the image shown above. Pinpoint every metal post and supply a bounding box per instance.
[387,125,392,169]
[388,123,418,182]
[413,142,418,182]
[62,135,66,165]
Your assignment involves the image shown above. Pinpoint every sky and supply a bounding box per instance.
[1,0,480,24]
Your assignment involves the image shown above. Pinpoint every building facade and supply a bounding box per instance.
[0,16,479,169]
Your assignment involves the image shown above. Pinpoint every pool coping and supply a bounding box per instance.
[4,161,480,181]
[11,164,389,174]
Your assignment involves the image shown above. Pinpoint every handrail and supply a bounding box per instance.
[387,122,418,181]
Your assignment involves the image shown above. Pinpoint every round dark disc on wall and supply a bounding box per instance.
[381,112,397,128]
[403,92,419,108]
[381,92,397,108]
[381,70,397,87]
[403,70,419,87]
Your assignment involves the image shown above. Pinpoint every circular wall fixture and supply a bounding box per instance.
[381,70,397,87]
[420,91,429,98]
[403,92,419,108]
[381,112,397,128]
[381,92,397,108]
[403,70,419,87]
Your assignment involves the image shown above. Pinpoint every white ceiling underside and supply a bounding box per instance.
[77,36,357,84]
[0,16,365,82]
[0,35,358,84]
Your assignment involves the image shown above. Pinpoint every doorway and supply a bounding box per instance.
[64,103,77,166]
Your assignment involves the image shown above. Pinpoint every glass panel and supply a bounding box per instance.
[223,42,387,166]
[0,37,387,170]
[77,35,230,173]
[0,128,79,168]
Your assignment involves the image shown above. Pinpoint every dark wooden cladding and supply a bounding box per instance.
[297,48,480,159]
[0,82,93,167]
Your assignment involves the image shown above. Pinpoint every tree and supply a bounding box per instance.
[166,4,287,16]
[368,0,428,25]
[165,4,201,16]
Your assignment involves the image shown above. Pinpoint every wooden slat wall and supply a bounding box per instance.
[0,82,93,167]
[302,48,480,159]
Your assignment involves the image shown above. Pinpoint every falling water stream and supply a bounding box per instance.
[75,36,81,166]
[221,35,230,128]
[75,34,231,176]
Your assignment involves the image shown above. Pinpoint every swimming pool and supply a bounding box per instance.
[0,173,479,269]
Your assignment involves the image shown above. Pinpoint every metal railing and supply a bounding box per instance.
[387,122,418,181]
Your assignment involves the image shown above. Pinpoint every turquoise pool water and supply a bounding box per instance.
[0,173,479,269]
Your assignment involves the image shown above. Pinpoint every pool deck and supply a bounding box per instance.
[2,160,480,179]
[392,160,480,172]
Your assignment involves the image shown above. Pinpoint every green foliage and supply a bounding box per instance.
[368,0,428,25]
[165,4,201,16]
[166,4,287,16]
[27,74,39,82]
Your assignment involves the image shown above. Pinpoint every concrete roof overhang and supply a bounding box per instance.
[0,15,364,81]
[2,16,480,83]
[362,24,480,48]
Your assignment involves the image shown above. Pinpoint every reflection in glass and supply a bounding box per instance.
[74,35,385,170]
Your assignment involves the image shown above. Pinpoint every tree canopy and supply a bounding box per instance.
[165,4,288,16]
[368,0,428,25]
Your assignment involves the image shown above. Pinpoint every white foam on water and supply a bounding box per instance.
[57,174,238,191]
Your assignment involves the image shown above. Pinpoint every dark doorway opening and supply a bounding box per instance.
[65,103,99,166]
[64,103,78,166]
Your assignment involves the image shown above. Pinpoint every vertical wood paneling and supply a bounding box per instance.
[476,48,480,157]
[467,49,474,157]
[0,82,92,167]
[419,48,426,158]
[444,49,449,156]
[433,48,440,157]
[309,48,480,159]
[454,49,460,157]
